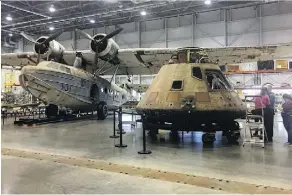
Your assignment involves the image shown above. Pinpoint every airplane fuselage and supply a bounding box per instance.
[19,61,130,112]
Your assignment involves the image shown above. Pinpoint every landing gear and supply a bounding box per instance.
[148,128,158,140]
[202,133,216,144]
[97,102,108,120]
[45,104,58,118]
[223,121,240,144]
[169,130,180,142]
[225,130,240,144]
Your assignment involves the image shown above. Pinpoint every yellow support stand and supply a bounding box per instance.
[4,72,15,92]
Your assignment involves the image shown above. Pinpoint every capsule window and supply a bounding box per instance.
[171,80,183,90]
[192,67,202,80]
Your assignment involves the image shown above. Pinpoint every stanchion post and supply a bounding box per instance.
[110,109,119,138]
[116,109,126,134]
[2,111,5,126]
[115,107,127,148]
[138,115,151,154]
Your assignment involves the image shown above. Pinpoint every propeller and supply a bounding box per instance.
[75,29,95,41]
[20,30,64,63]
[75,27,123,67]
[20,32,38,44]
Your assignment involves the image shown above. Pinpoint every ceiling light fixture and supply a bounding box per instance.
[90,19,95,23]
[8,33,13,37]
[140,10,147,16]
[49,5,56,12]
[6,15,12,21]
[204,0,211,5]
[49,26,55,31]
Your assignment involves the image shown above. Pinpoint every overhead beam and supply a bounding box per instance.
[259,4,263,46]
[2,2,51,19]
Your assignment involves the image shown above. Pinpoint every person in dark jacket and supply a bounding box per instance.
[281,94,292,145]
[266,85,275,139]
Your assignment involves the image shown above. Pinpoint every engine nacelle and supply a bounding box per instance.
[90,33,120,64]
[33,36,65,58]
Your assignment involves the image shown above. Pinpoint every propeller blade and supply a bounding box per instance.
[20,31,37,44]
[75,29,95,41]
[98,27,123,43]
[43,29,64,44]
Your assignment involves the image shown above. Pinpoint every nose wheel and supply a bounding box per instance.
[202,133,216,144]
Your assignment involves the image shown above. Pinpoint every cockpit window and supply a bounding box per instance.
[205,69,232,90]
[171,80,183,90]
[47,62,71,74]
[60,66,71,74]
[47,63,59,69]
[192,67,202,80]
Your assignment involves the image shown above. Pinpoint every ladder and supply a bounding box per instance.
[242,95,267,148]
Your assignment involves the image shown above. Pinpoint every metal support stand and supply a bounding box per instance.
[138,116,151,154]
[2,112,5,126]
[115,107,127,148]
[110,109,119,138]
[181,131,184,142]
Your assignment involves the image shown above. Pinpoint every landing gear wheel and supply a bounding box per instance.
[169,131,180,142]
[59,110,66,117]
[45,104,58,118]
[97,102,108,120]
[149,128,158,140]
[225,130,240,144]
[202,133,216,144]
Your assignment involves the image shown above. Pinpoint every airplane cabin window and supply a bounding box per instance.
[171,80,183,90]
[205,69,231,90]
[192,67,202,80]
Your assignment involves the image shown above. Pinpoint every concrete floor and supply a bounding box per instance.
[2,113,292,193]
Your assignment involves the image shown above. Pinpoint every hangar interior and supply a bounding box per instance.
[1,0,292,194]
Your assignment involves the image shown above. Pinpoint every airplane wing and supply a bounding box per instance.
[205,44,292,65]
[113,44,292,74]
[62,48,177,75]
[1,52,38,67]
[2,44,292,75]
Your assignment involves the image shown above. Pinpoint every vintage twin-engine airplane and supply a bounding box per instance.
[2,27,292,143]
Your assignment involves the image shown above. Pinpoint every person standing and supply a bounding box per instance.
[253,87,272,141]
[281,94,292,145]
[266,84,275,140]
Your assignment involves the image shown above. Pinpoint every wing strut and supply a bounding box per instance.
[110,64,120,84]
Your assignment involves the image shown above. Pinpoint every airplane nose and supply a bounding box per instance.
[19,66,36,87]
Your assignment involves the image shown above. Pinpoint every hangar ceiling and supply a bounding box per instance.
[1,0,259,37]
